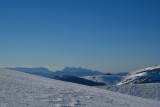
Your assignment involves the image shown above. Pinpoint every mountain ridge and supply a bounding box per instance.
[6,66,104,77]
[118,65,160,85]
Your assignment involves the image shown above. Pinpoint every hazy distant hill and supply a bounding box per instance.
[54,67,104,77]
[6,67,104,78]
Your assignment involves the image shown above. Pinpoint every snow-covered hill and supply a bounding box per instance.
[83,73,127,85]
[118,65,160,85]
[98,83,160,101]
[1,68,160,107]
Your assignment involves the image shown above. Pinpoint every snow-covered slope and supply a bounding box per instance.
[0,69,160,107]
[118,65,160,85]
[98,83,160,101]
[83,73,127,85]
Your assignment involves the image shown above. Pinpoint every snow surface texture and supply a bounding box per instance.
[0,69,160,107]
[98,83,160,101]
[118,65,160,85]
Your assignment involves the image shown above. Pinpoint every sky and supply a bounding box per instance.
[0,0,160,73]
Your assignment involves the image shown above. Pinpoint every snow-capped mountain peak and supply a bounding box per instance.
[130,65,160,75]
[118,65,160,85]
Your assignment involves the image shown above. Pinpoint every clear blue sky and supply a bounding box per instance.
[0,0,160,72]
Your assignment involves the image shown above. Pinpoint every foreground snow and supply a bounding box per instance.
[0,69,160,107]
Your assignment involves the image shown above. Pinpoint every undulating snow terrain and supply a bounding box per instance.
[95,65,160,101]
[0,69,160,107]
[98,83,160,101]
[118,65,160,85]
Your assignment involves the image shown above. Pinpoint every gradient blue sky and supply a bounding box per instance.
[0,0,160,72]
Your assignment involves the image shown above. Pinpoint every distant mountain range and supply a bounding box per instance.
[6,67,105,86]
[54,67,103,77]
[6,67,104,78]
[6,65,160,86]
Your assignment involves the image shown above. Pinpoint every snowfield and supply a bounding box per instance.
[0,69,160,107]
[98,83,160,101]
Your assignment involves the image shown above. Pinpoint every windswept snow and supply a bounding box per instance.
[130,65,160,75]
[118,65,160,85]
[0,69,160,107]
